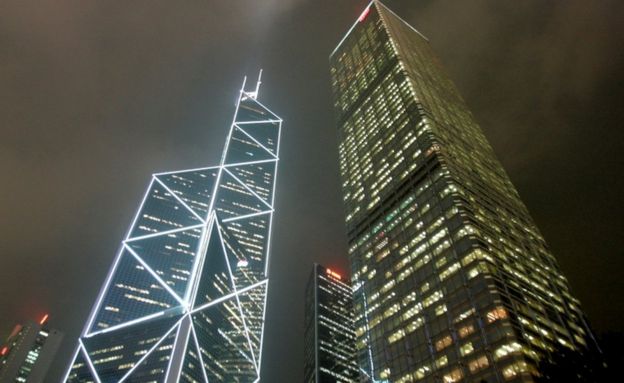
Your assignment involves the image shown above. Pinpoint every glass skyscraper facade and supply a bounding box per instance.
[64,76,282,383]
[0,316,63,383]
[304,264,359,383]
[330,2,594,382]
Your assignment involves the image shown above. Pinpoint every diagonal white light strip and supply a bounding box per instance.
[60,346,81,383]
[217,328,255,366]
[218,78,247,167]
[171,314,193,382]
[125,223,204,243]
[191,279,267,314]
[187,212,216,306]
[215,220,259,370]
[82,176,158,336]
[264,212,275,278]
[223,158,278,168]
[189,317,210,383]
[235,119,282,125]
[124,177,157,241]
[221,210,272,223]
[256,280,269,374]
[223,168,273,210]
[125,244,186,306]
[153,165,220,177]
[154,177,206,223]
[239,96,282,123]
[164,316,185,383]
[83,246,125,336]
[84,310,167,338]
[233,124,278,159]
[118,317,183,383]
[78,340,102,383]
[263,121,282,277]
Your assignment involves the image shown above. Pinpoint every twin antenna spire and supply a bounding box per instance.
[242,69,263,100]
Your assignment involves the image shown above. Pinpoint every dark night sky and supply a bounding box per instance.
[1,1,623,381]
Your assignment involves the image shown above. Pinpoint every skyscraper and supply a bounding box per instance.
[330,2,594,382]
[0,315,63,383]
[64,74,282,383]
[304,264,359,383]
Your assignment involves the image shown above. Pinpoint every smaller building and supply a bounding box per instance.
[0,315,63,383]
[304,264,359,383]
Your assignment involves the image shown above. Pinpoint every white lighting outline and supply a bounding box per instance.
[60,346,81,383]
[233,124,279,159]
[153,165,220,177]
[78,340,102,383]
[85,310,166,338]
[124,223,204,243]
[187,212,216,307]
[264,119,282,277]
[222,210,272,223]
[118,317,183,383]
[190,317,210,383]
[191,279,267,314]
[153,176,207,223]
[223,168,273,210]
[223,158,277,168]
[215,220,259,371]
[164,316,185,382]
[67,75,280,382]
[125,244,186,306]
[235,119,282,125]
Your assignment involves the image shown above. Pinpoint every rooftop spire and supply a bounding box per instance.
[246,69,262,100]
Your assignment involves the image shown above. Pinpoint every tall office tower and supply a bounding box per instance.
[304,264,359,383]
[330,2,594,382]
[63,74,282,383]
[0,315,63,383]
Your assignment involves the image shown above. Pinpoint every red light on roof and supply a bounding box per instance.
[39,314,49,325]
[358,6,371,22]
[1,346,8,356]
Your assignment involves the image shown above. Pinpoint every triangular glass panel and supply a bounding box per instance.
[193,221,235,308]
[88,249,182,333]
[235,97,280,123]
[212,172,267,220]
[65,348,98,383]
[224,127,275,165]
[83,313,181,383]
[130,181,203,239]
[236,122,279,155]
[120,322,179,383]
[225,162,276,205]
[127,227,203,298]
[155,168,219,219]
[219,220,267,289]
[179,329,207,383]
[220,214,270,267]
[237,283,267,366]
[192,295,257,382]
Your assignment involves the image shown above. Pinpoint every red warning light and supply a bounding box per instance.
[39,314,49,325]
[1,346,8,356]
[358,6,371,22]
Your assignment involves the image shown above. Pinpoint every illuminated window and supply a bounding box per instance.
[443,368,463,383]
[486,307,508,323]
[460,341,474,356]
[458,324,475,338]
[435,335,452,351]
[468,355,489,373]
